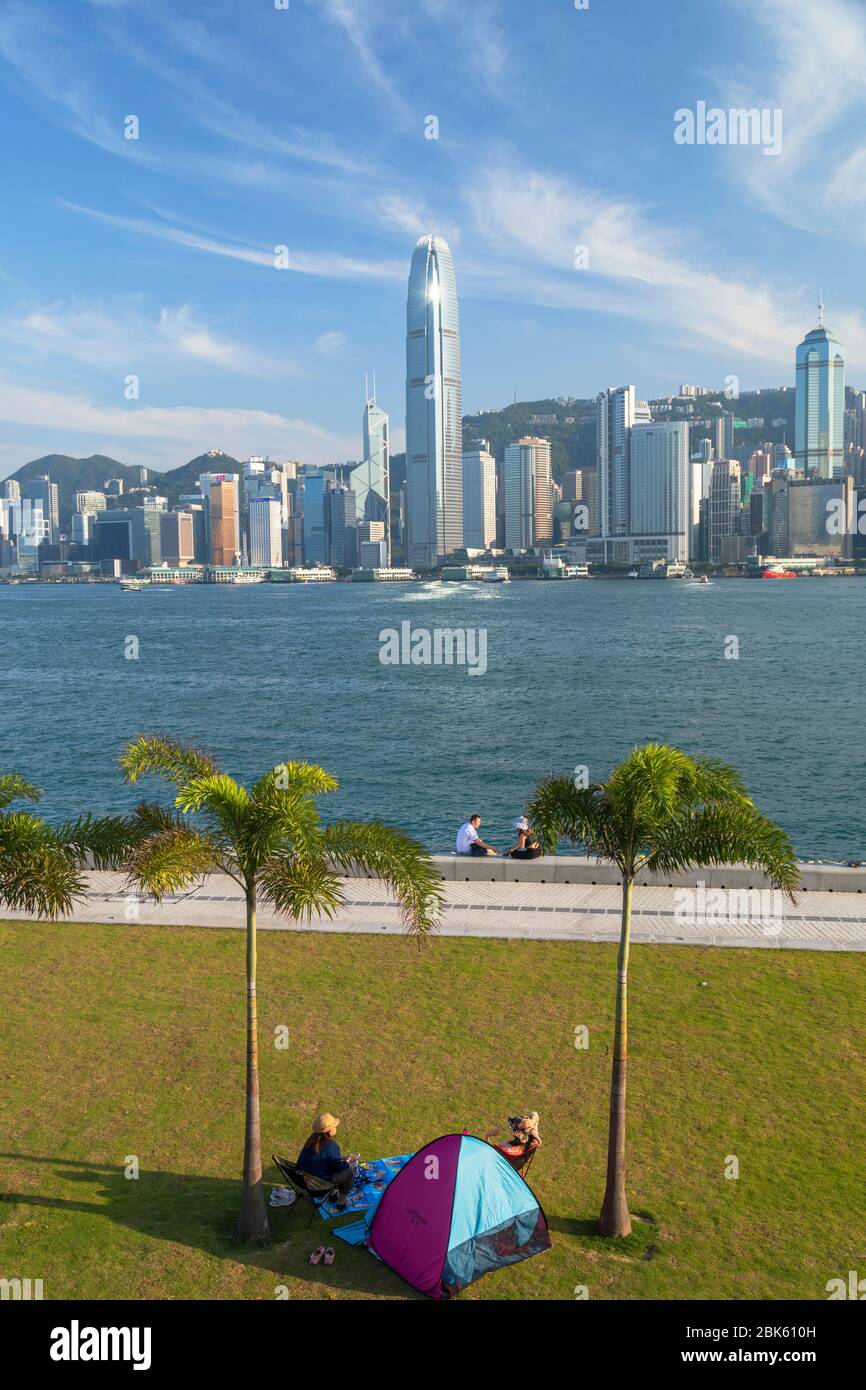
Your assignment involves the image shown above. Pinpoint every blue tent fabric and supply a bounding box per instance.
[364,1133,551,1299]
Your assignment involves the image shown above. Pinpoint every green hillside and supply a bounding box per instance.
[9,451,241,526]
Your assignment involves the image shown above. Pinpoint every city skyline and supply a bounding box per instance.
[3,1,866,481]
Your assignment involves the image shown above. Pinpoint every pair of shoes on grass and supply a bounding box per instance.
[269,1186,296,1208]
[309,1247,335,1266]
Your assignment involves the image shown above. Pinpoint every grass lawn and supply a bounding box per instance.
[1,919,864,1301]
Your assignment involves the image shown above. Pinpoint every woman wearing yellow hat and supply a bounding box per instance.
[297,1113,356,1210]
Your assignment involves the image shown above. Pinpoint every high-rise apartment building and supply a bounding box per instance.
[405,235,462,567]
[462,442,497,549]
[504,437,552,550]
[795,303,845,479]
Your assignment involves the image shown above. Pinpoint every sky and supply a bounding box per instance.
[1,0,866,480]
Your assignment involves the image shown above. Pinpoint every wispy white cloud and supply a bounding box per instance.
[0,298,300,379]
[314,331,347,355]
[464,163,866,371]
[723,0,866,239]
[0,375,358,474]
[63,203,407,283]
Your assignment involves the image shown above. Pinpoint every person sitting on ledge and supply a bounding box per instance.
[456,813,498,856]
[483,1113,542,1171]
[506,817,542,860]
[296,1112,356,1210]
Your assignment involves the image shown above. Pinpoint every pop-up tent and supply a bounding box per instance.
[359,1133,550,1299]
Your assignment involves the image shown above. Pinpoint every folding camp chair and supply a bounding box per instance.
[271,1155,339,1226]
[499,1138,540,1179]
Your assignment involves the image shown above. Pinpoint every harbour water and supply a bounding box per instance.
[1,578,863,860]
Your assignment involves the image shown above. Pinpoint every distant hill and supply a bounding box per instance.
[462,388,807,482]
[9,450,241,526]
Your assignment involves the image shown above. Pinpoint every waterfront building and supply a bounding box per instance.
[93,512,136,571]
[596,388,652,539]
[629,421,689,565]
[302,470,328,565]
[770,474,853,558]
[462,442,497,549]
[708,460,741,563]
[504,437,552,550]
[23,476,59,540]
[405,235,463,567]
[359,539,389,567]
[160,511,196,568]
[328,485,357,567]
[199,473,240,566]
[248,496,283,568]
[794,302,845,479]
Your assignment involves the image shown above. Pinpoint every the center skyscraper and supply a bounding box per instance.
[405,235,463,567]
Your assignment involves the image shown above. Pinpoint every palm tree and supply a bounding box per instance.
[528,743,798,1238]
[117,734,443,1242]
[0,772,128,917]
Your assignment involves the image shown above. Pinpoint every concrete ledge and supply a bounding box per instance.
[431,855,866,892]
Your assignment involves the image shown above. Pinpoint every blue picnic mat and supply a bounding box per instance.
[317,1153,413,1220]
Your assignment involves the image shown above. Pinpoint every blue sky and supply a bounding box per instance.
[1,0,865,479]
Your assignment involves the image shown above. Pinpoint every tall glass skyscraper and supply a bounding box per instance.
[795,303,845,479]
[405,235,462,568]
[351,381,390,563]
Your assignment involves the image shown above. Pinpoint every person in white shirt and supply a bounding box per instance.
[455,814,497,856]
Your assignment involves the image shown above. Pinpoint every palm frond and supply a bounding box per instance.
[55,813,139,870]
[0,812,83,917]
[645,803,799,895]
[120,734,217,790]
[251,761,339,801]
[0,772,41,810]
[323,820,443,942]
[257,854,344,921]
[124,828,222,902]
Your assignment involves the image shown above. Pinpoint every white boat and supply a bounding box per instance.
[119,578,147,591]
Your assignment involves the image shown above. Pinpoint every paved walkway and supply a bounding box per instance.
[7,871,866,951]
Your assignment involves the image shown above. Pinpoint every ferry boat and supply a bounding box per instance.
[761,565,797,579]
[478,566,510,583]
[119,578,148,591]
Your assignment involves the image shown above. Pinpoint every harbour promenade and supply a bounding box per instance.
[7,857,866,951]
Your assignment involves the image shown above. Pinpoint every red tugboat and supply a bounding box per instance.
[761,564,797,578]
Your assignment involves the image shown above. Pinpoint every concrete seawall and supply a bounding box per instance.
[339,854,866,893]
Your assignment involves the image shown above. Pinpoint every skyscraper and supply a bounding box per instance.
[713,411,735,463]
[200,472,240,565]
[629,422,689,563]
[248,495,283,567]
[504,437,552,550]
[795,301,846,479]
[462,442,497,549]
[207,479,240,566]
[351,381,391,563]
[596,387,650,537]
[405,235,462,567]
[708,460,741,563]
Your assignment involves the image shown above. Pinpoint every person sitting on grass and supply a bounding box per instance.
[483,1112,541,1171]
[297,1112,356,1210]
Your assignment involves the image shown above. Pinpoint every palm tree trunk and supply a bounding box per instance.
[599,872,633,1237]
[238,883,269,1241]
